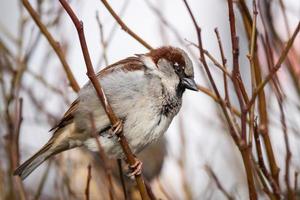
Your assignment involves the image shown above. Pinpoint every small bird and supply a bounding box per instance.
[14,46,197,180]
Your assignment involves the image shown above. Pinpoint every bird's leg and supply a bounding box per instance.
[108,120,123,138]
[127,157,143,177]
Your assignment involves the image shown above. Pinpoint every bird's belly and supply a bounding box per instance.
[124,114,170,155]
[83,114,170,159]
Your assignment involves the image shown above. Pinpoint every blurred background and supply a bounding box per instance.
[0,0,300,199]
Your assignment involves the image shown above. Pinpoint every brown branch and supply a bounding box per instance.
[247,22,300,109]
[227,0,248,142]
[99,0,153,50]
[22,0,80,93]
[253,119,280,198]
[95,12,109,67]
[85,164,92,200]
[117,159,128,200]
[203,50,232,78]
[294,172,298,194]
[278,100,294,198]
[226,1,256,199]
[243,0,280,186]
[58,1,150,199]
[214,28,230,104]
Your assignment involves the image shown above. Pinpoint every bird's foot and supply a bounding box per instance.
[108,120,123,138]
[127,157,143,177]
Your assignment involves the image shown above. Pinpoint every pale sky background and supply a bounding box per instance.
[1,0,300,199]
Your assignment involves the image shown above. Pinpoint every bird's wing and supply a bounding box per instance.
[50,56,146,134]
[97,56,146,77]
[49,98,79,132]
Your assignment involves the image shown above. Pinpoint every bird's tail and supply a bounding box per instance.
[13,139,70,180]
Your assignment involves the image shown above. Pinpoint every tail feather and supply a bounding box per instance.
[13,142,53,180]
[14,122,81,180]
[14,141,70,180]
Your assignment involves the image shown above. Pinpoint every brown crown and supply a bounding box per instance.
[147,46,186,68]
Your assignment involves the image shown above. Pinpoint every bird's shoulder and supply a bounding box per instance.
[96,56,146,78]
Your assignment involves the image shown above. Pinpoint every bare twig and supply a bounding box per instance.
[117,159,128,200]
[253,119,280,198]
[214,28,230,103]
[95,12,109,67]
[205,165,234,200]
[203,50,232,78]
[85,164,92,200]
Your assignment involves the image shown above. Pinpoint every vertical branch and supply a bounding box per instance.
[227,0,248,142]
[214,28,230,104]
[58,1,150,199]
[117,159,128,200]
[247,0,258,146]
[13,98,27,200]
[238,0,280,186]
[278,100,294,199]
[253,120,280,198]
[85,164,92,200]
[95,12,109,67]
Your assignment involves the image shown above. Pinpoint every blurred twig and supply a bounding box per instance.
[99,0,153,50]
[117,159,128,200]
[205,165,234,200]
[85,164,92,200]
[22,0,80,93]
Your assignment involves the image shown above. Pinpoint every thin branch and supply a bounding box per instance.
[58,1,150,199]
[214,28,230,103]
[85,164,92,200]
[253,119,280,197]
[117,159,128,200]
[95,12,109,67]
[205,165,234,200]
[203,50,232,79]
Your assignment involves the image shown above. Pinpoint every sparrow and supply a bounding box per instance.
[14,46,197,180]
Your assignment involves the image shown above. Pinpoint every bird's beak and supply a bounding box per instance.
[182,77,198,91]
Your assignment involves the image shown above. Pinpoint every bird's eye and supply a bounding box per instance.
[173,62,181,73]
